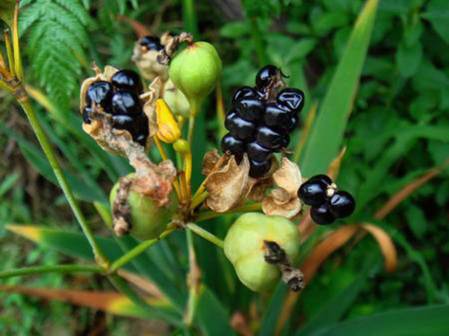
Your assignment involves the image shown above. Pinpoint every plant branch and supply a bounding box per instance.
[109,227,176,273]
[186,222,224,249]
[0,264,103,279]
[184,229,201,326]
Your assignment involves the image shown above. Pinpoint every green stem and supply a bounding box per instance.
[109,228,175,273]
[249,17,267,66]
[196,202,262,222]
[187,100,199,145]
[0,264,102,279]
[186,223,224,249]
[182,0,198,36]
[184,229,200,326]
[18,99,109,267]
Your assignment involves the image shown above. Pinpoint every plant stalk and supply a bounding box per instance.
[186,222,224,249]
[0,264,103,279]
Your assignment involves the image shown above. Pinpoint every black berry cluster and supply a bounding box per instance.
[221,65,305,178]
[139,35,164,51]
[82,69,149,146]
[298,174,355,225]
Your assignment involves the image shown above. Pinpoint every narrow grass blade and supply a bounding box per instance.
[311,304,449,336]
[301,0,379,176]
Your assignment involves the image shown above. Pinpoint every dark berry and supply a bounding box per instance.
[221,133,245,158]
[232,86,258,104]
[86,81,113,112]
[310,203,336,225]
[82,107,92,124]
[111,91,142,116]
[264,103,294,131]
[225,110,237,130]
[256,126,285,150]
[249,159,271,178]
[111,70,143,94]
[134,113,149,135]
[298,179,328,207]
[112,114,137,133]
[227,115,256,141]
[139,35,163,51]
[256,65,281,90]
[288,115,299,132]
[236,98,264,122]
[328,191,355,218]
[134,133,148,146]
[247,142,272,162]
[277,88,304,112]
[310,174,333,186]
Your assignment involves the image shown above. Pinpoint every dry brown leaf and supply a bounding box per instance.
[202,149,221,176]
[205,154,251,213]
[361,223,397,272]
[262,157,302,218]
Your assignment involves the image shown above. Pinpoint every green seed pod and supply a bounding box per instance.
[163,79,190,117]
[224,212,300,292]
[109,177,177,240]
[168,41,222,110]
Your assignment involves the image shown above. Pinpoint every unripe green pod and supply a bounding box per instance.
[110,177,177,240]
[163,79,190,117]
[224,212,300,292]
[168,41,222,109]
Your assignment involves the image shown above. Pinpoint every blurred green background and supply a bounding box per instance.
[0,0,449,334]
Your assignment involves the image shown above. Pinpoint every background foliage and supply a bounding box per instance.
[0,0,448,334]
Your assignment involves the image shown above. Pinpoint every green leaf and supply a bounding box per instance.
[301,0,379,175]
[0,0,15,26]
[311,304,449,336]
[195,286,237,336]
[395,41,422,77]
[422,0,449,44]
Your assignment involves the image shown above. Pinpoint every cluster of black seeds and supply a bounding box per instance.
[221,65,305,178]
[298,174,356,225]
[139,35,164,51]
[82,69,149,146]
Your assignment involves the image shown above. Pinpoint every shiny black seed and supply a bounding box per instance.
[232,86,258,104]
[329,191,355,218]
[111,91,142,116]
[249,159,271,178]
[310,174,333,186]
[82,107,92,124]
[112,114,137,133]
[310,203,336,225]
[247,141,273,162]
[134,113,149,135]
[86,81,113,112]
[134,133,148,146]
[221,133,245,158]
[225,110,237,130]
[264,103,294,131]
[227,115,256,141]
[236,98,264,122]
[139,35,163,51]
[256,126,284,150]
[298,179,328,207]
[288,115,299,132]
[280,134,290,149]
[277,88,304,112]
[256,65,282,90]
[111,70,143,94]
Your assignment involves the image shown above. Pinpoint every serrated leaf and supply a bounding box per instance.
[301,0,379,175]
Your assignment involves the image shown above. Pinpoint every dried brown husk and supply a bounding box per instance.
[202,151,279,213]
[262,157,303,218]
[132,43,169,81]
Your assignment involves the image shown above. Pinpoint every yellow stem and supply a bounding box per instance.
[4,30,15,78]
[190,191,208,210]
[13,1,23,80]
